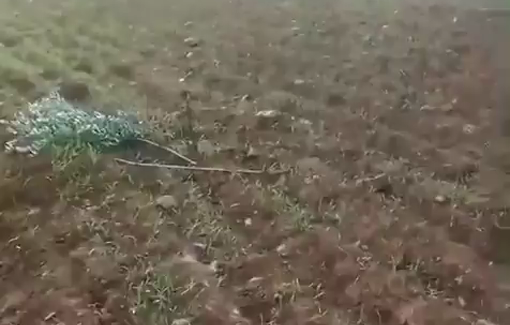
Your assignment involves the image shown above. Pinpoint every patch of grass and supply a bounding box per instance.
[132,266,202,325]
[270,188,316,232]
[182,183,240,259]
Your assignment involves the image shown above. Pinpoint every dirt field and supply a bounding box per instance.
[1,0,510,324]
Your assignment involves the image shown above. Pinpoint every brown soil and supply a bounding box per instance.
[1,0,510,324]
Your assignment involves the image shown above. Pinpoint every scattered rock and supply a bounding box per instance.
[172,319,191,325]
[246,146,260,158]
[276,243,289,257]
[475,320,497,325]
[463,124,476,134]
[255,110,284,129]
[255,110,280,118]
[197,139,216,157]
[291,118,313,134]
[184,37,200,47]
[434,195,449,204]
[156,195,178,209]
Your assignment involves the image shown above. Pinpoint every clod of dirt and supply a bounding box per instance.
[156,195,178,209]
[184,37,200,47]
[172,318,192,325]
[197,139,216,157]
[475,319,497,325]
[256,110,280,118]
[255,110,283,129]
[434,194,450,204]
[58,81,91,102]
[245,146,260,158]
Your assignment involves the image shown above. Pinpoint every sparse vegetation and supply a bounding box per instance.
[1,0,510,324]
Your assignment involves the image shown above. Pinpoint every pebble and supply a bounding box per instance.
[256,110,280,118]
[172,319,191,325]
[246,146,260,158]
[197,139,216,157]
[156,195,178,209]
[184,37,200,47]
[434,195,448,204]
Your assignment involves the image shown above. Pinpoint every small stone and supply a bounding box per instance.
[210,260,220,272]
[246,146,260,158]
[256,110,280,118]
[185,51,194,58]
[463,124,476,134]
[172,319,191,325]
[434,195,448,204]
[255,110,283,129]
[475,320,496,325]
[156,195,178,209]
[293,79,305,85]
[14,146,31,154]
[244,218,252,226]
[197,139,216,157]
[248,276,263,284]
[276,243,289,257]
[184,37,200,47]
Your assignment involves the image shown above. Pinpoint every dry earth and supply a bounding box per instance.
[1,0,510,324]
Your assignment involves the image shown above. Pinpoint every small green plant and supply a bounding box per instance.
[271,189,314,231]
[133,269,199,325]
[3,89,147,164]
[134,272,182,324]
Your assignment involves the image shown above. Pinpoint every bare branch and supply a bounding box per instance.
[136,138,197,165]
[115,158,264,174]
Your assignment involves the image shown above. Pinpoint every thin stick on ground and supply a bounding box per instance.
[115,158,264,174]
[136,138,197,165]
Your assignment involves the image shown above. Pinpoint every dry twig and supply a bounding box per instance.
[115,158,264,174]
[136,138,197,165]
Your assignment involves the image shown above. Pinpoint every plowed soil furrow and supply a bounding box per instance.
[1,0,510,324]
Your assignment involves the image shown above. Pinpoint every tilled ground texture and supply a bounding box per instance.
[1,0,510,324]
